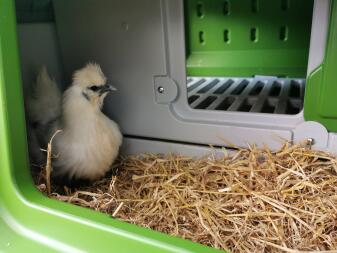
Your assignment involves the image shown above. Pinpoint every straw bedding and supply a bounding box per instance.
[34,143,337,253]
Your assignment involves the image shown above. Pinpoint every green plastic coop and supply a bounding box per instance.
[1,0,337,252]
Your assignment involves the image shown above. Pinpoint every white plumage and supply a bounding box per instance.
[26,63,122,181]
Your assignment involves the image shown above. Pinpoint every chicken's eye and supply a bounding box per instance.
[89,85,99,92]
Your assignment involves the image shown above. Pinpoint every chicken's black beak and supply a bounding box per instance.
[99,84,117,95]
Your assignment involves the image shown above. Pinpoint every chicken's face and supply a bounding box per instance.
[72,63,116,109]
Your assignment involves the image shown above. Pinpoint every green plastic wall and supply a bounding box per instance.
[185,0,314,77]
[304,0,337,132]
[0,0,223,252]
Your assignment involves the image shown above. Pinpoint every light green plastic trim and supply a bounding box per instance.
[304,0,337,132]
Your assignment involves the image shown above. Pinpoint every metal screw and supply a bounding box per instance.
[158,86,164,94]
[306,138,315,149]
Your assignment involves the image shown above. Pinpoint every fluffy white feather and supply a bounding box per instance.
[26,63,122,181]
[53,63,122,180]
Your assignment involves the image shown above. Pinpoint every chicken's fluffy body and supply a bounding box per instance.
[26,63,122,181]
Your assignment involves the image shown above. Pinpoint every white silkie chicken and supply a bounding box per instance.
[26,63,122,182]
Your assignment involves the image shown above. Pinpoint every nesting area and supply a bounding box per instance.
[34,143,337,253]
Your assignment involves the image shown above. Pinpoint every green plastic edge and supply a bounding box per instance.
[304,0,337,132]
[0,0,225,252]
[185,0,314,78]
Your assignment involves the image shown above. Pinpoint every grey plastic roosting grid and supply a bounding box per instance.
[187,77,305,114]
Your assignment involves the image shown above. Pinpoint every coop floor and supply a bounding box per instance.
[34,144,337,253]
[187,76,305,114]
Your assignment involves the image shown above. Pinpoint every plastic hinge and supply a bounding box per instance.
[154,76,178,104]
[293,121,329,149]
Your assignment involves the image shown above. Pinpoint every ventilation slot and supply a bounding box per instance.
[280,26,288,41]
[238,99,253,112]
[286,100,301,114]
[214,79,234,94]
[250,27,258,42]
[232,80,249,95]
[269,81,281,97]
[249,81,264,96]
[224,29,230,43]
[196,2,204,18]
[195,96,217,109]
[223,0,230,15]
[289,81,301,98]
[198,79,219,93]
[199,31,205,44]
[187,78,206,92]
[261,99,275,113]
[188,95,199,104]
[216,96,235,110]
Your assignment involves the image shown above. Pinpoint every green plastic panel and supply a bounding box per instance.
[0,0,223,252]
[185,0,314,77]
[304,0,337,132]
